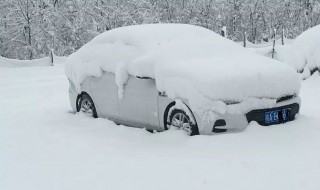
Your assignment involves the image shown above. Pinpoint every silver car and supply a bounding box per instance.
[68,72,301,136]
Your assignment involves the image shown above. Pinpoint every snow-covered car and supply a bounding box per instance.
[286,24,320,78]
[65,24,301,135]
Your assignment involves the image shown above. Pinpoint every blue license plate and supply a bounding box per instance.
[281,109,289,121]
[265,109,289,124]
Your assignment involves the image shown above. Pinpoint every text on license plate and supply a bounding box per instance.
[265,108,290,124]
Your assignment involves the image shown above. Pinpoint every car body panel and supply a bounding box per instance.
[68,72,301,135]
[196,96,301,135]
[118,75,160,129]
[157,95,174,131]
[89,73,119,118]
[68,80,78,113]
[68,77,92,113]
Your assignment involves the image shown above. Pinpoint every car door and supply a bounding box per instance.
[89,72,119,119]
[118,75,160,129]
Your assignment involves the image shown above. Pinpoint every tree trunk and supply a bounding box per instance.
[272,29,277,59]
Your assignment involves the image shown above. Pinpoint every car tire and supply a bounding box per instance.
[77,93,98,118]
[168,109,199,136]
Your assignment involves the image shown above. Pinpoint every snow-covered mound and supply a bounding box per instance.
[286,25,320,77]
[1,63,320,190]
[0,55,67,67]
[241,38,294,48]
[65,24,300,109]
[248,45,291,62]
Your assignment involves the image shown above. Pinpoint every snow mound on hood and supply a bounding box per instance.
[65,24,300,109]
[286,25,320,76]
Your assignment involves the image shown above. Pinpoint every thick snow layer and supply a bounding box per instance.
[65,24,301,107]
[240,38,294,48]
[286,25,320,73]
[1,63,320,190]
[0,55,67,67]
[248,45,291,63]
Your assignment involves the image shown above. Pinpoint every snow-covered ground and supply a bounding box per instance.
[247,44,291,62]
[1,64,320,190]
[0,55,67,67]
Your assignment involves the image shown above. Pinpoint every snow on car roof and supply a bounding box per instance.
[65,24,300,115]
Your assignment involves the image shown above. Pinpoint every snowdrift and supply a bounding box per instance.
[241,38,294,49]
[286,25,320,78]
[248,45,291,63]
[65,24,300,114]
[0,55,67,67]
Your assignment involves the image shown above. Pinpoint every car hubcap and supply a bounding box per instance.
[80,98,93,116]
[171,112,192,134]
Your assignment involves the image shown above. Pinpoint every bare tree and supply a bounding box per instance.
[1,0,320,59]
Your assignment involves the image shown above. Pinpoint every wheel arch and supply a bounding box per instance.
[163,101,176,130]
[76,91,93,112]
[76,91,98,118]
[162,100,199,135]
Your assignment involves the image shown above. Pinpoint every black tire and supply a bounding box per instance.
[77,93,98,118]
[168,109,199,136]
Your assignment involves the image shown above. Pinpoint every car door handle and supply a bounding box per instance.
[158,92,167,97]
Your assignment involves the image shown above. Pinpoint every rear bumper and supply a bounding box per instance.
[197,96,301,135]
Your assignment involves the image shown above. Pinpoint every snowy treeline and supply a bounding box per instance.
[1,0,320,60]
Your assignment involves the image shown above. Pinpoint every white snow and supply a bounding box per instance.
[243,37,294,48]
[286,24,320,73]
[248,45,291,63]
[0,55,67,67]
[1,61,320,190]
[243,26,320,79]
[65,24,301,110]
[0,56,52,67]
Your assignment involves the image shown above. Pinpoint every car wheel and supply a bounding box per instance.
[77,93,98,118]
[168,109,199,136]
